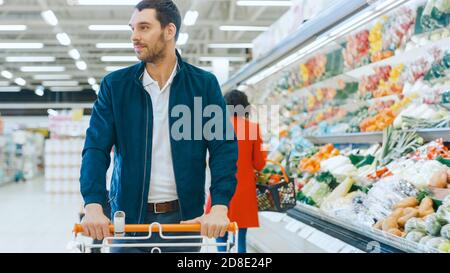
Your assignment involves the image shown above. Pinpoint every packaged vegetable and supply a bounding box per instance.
[405,231,426,242]
[405,217,427,233]
[436,203,450,224]
[419,235,434,245]
[441,224,450,239]
[438,241,450,253]
[425,237,447,249]
[425,214,443,236]
[398,208,419,227]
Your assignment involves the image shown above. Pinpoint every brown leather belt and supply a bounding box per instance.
[148,200,179,214]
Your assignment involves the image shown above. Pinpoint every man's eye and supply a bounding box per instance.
[141,26,149,31]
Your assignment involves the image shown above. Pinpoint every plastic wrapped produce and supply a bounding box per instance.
[438,240,450,252]
[425,214,443,236]
[405,231,427,242]
[419,235,434,245]
[436,203,450,224]
[365,176,418,220]
[405,217,427,233]
[441,224,450,239]
[426,237,448,250]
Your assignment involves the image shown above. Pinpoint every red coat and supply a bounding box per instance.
[206,116,267,228]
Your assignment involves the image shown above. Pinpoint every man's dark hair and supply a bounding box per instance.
[224,90,251,118]
[135,0,181,41]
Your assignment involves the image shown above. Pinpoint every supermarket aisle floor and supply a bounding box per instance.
[0,178,82,253]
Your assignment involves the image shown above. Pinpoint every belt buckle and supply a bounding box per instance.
[153,203,163,214]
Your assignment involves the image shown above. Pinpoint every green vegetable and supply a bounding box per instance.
[405,218,427,233]
[426,237,447,250]
[441,224,450,240]
[438,241,450,253]
[349,154,375,168]
[350,183,372,194]
[315,171,339,189]
[436,204,450,224]
[425,214,443,236]
[419,235,433,245]
[376,126,424,167]
[416,189,432,203]
[405,231,426,242]
[436,156,450,167]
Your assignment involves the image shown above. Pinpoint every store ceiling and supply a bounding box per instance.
[0,0,290,113]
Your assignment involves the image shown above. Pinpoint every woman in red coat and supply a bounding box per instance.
[206,90,267,253]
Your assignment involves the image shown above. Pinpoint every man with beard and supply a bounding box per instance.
[79,0,238,253]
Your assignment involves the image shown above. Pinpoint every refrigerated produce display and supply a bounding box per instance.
[229,0,450,253]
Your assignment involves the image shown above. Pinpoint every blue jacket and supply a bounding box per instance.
[80,51,238,224]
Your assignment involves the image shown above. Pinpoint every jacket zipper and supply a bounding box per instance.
[138,91,150,225]
[168,72,185,221]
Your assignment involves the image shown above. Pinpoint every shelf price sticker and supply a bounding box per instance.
[260,212,285,223]
[297,225,315,239]
[285,221,302,233]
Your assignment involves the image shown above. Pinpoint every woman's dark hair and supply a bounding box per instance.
[135,0,181,41]
[224,89,250,118]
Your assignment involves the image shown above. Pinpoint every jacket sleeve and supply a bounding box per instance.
[252,123,267,171]
[205,74,238,208]
[79,77,115,207]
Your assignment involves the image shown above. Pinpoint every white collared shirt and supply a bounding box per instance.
[143,61,179,203]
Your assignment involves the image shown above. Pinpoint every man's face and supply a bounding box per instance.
[129,9,174,63]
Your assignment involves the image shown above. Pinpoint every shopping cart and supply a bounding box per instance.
[69,211,239,253]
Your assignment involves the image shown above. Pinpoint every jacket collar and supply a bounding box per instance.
[134,49,185,82]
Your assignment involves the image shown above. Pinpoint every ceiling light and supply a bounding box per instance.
[20,66,65,72]
[0,86,21,92]
[41,10,58,26]
[35,86,45,96]
[199,56,246,62]
[219,26,269,31]
[176,33,189,46]
[88,77,96,85]
[56,33,71,46]
[42,81,79,86]
[105,66,126,72]
[1,70,13,79]
[88,25,130,31]
[6,56,55,62]
[14,78,26,86]
[208,43,254,49]
[183,10,199,26]
[75,61,87,70]
[49,86,83,92]
[92,84,100,93]
[96,43,133,49]
[0,43,44,49]
[74,0,139,5]
[236,1,293,6]
[68,49,81,60]
[101,56,138,62]
[0,25,27,31]
[33,74,72,80]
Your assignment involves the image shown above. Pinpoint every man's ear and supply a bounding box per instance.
[166,23,177,42]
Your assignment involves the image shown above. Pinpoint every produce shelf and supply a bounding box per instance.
[288,203,438,253]
[262,33,450,104]
[304,128,450,144]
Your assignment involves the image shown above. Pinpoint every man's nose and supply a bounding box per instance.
[131,30,140,42]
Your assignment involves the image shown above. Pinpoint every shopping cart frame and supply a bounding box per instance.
[71,211,239,253]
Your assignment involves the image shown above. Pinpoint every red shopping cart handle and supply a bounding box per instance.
[73,222,238,234]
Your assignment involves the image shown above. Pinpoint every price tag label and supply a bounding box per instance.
[298,226,314,239]
[285,221,302,233]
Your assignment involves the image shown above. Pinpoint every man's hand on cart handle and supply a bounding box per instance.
[81,203,111,240]
[181,205,229,239]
